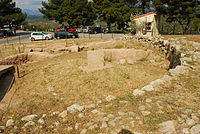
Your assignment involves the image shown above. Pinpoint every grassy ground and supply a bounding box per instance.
[0,35,199,133]
[162,35,200,43]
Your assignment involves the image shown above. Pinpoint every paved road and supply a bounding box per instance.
[0,31,31,46]
[0,32,125,46]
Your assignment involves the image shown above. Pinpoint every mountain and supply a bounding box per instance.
[23,9,42,15]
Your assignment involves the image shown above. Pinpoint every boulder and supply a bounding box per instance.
[142,84,154,92]
[190,124,200,134]
[105,95,116,102]
[6,119,14,127]
[158,120,177,134]
[67,104,84,113]
[21,114,38,122]
[23,121,35,127]
[119,59,126,64]
[58,110,68,118]
[133,89,145,96]
[169,66,189,76]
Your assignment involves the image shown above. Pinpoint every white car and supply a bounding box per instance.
[30,32,53,41]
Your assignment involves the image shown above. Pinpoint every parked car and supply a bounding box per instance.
[82,26,91,33]
[67,27,76,33]
[30,32,54,41]
[54,30,79,39]
[88,27,103,34]
[3,24,16,36]
[76,27,83,33]
[0,30,7,37]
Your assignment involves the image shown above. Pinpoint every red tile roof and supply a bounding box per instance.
[134,11,157,19]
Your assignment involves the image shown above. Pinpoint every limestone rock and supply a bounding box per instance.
[119,59,126,64]
[190,124,200,134]
[186,118,196,127]
[191,114,199,123]
[52,121,60,128]
[91,109,99,114]
[102,117,109,122]
[133,89,145,96]
[150,79,164,88]
[68,126,73,131]
[67,104,84,113]
[142,84,154,92]
[108,120,116,127]
[6,119,14,127]
[161,75,172,83]
[96,100,102,105]
[80,129,87,134]
[133,132,142,134]
[88,124,98,130]
[21,114,38,122]
[38,118,45,124]
[58,110,68,118]
[127,59,134,65]
[78,113,84,118]
[146,99,152,103]
[24,121,35,127]
[141,111,151,116]
[100,121,107,129]
[51,111,60,116]
[128,112,135,116]
[182,128,189,134]
[169,66,189,76]
[42,114,47,118]
[118,112,126,116]
[75,123,79,130]
[158,120,177,134]
[139,105,146,111]
[106,95,116,102]
[130,121,135,127]
[107,114,115,118]
[84,104,95,109]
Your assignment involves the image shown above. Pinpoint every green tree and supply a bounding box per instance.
[62,0,95,27]
[39,0,95,27]
[154,0,200,34]
[39,0,65,24]
[0,0,27,28]
[92,0,137,31]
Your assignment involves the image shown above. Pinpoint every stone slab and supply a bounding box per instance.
[87,50,104,68]
[0,65,15,77]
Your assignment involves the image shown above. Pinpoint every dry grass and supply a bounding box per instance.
[0,39,108,60]
[0,36,199,133]
[0,38,169,133]
[162,35,200,43]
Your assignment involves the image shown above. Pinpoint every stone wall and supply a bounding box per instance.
[132,36,182,70]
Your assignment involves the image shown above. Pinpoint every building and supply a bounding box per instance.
[134,11,159,38]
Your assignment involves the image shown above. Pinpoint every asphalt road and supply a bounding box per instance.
[0,32,125,46]
[0,31,31,46]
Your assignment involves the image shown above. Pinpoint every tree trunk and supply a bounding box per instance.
[173,23,175,35]
[107,22,111,32]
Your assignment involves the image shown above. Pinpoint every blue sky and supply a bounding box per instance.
[13,0,92,10]
[13,0,48,10]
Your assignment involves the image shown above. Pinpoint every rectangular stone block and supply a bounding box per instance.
[0,65,15,77]
[87,50,104,68]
